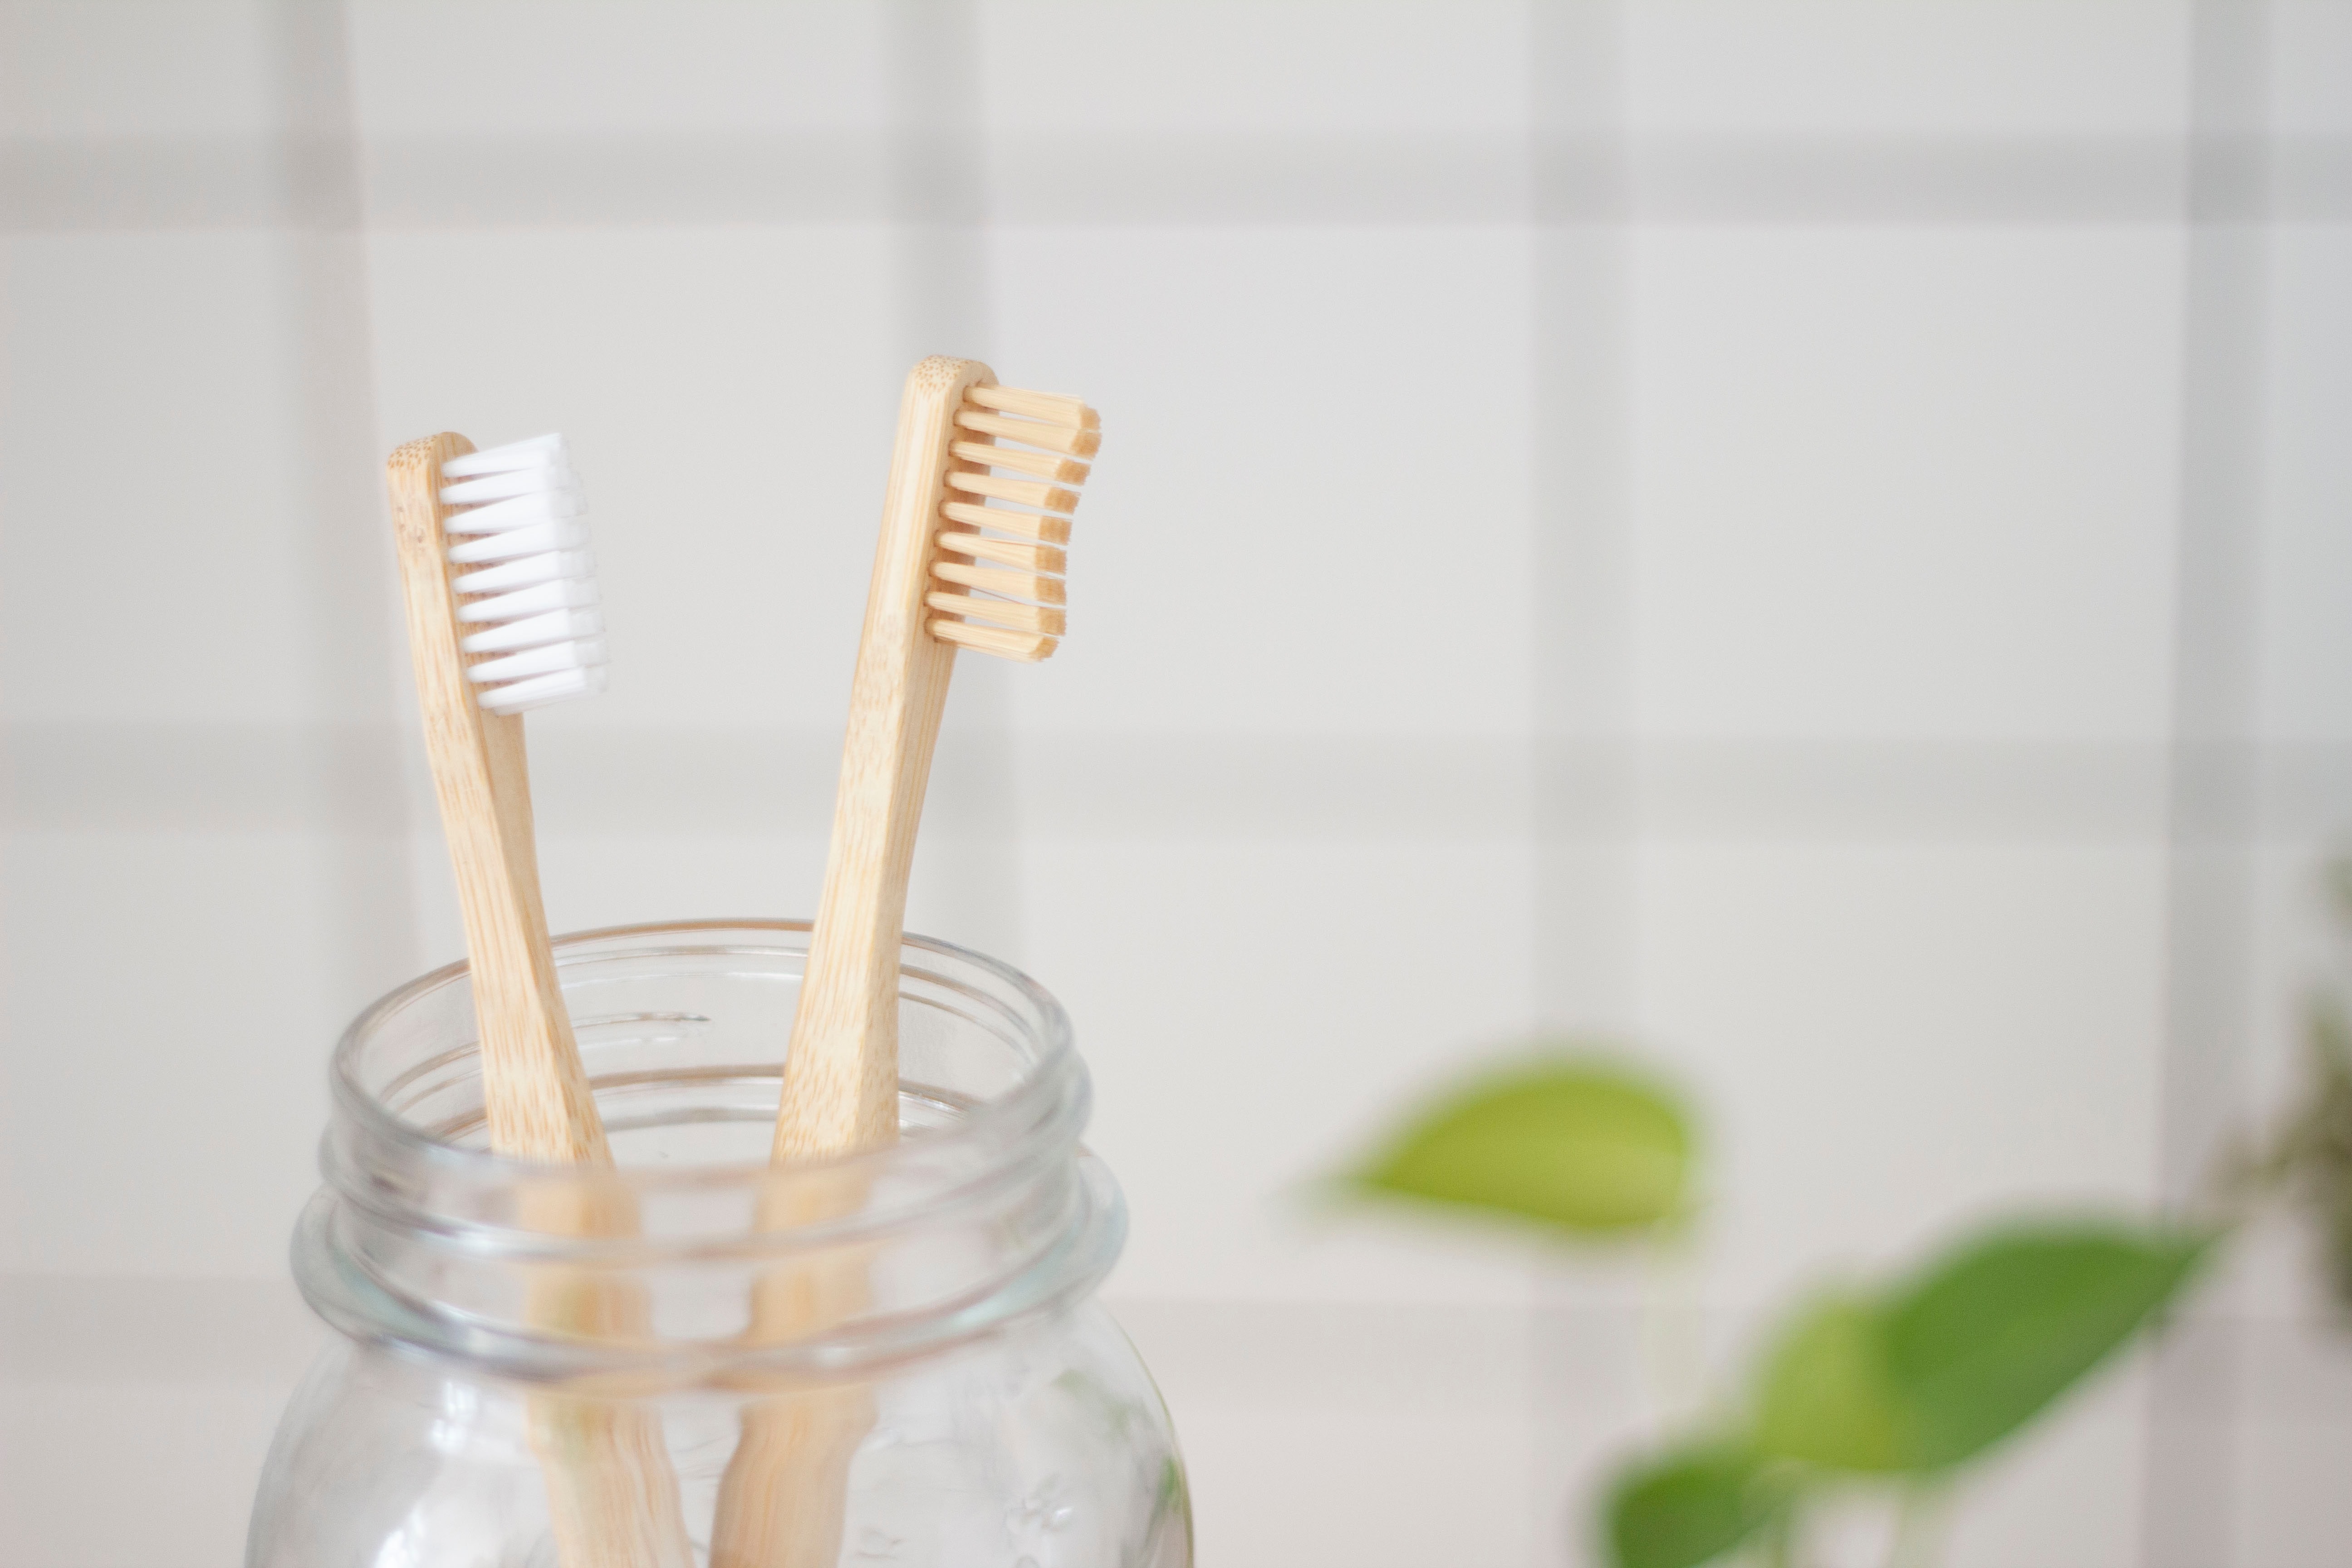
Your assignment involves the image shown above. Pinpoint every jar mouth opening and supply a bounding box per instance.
[330,917,1081,1197]
[307,920,1120,1379]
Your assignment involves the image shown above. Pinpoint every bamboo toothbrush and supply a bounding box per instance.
[386,432,692,1568]
[776,356,1095,1161]
[710,358,1099,1568]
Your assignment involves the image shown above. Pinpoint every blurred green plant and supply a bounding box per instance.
[1345,1056,1695,1235]
[2231,857,2352,1317]
[1346,857,2352,1563]
[1341,1054,2213,1568]
[1605,1221,2210,1567]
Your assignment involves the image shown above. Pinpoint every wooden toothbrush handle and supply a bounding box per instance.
[771,356,997,1163]
[389,435,692,1568]
[387,433,605,1163]
[710,359,996,1568]
[710,1384,874,1568]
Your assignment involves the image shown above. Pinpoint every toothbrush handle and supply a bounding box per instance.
[772,356,996,1163]
[391,434,695,1568]
[388,433,606,1163]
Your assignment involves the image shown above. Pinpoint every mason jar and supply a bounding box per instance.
[246,920,1191,1568]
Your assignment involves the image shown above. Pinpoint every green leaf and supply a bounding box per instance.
[1881,1223,2210,1469]
[1604,1445,1792,1568]
[1349,1058,1694,1235]
[1752,1292,1911,1472]
[1751,1223,2211,1477]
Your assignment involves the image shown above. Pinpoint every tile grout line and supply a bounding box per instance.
[1527,3,1640,1563]
[267,1,426,1019]
[877,0,1029,964]
[10,724,2349,842]
[5,132,2349,232]
[2143,1,2275,1563]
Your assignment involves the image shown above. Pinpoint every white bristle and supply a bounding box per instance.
[438,433,608,715]
[446,516,588,564]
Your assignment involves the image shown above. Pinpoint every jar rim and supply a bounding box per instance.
[331,917,1080,1194]
[305,918,1122,1382]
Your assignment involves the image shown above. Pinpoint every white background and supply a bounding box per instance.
[2,3,2349,1565]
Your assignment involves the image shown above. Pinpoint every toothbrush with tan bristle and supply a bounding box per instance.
[710,358,1099,1568]
[774,358,1094,1160]
[386,432,693,1568]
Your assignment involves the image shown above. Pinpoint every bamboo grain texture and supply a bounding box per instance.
[387,435,692,1568]
[713,359,1099,1566]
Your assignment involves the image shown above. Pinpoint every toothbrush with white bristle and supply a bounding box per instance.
[386,431,691,1568]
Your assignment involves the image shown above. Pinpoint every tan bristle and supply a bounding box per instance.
[927,590,1066,637]
[940,500,1069,544]
[937,530,1067,574]
[956,408,1101,459]
[948,470,1079,514]
[932,559,1065,604]
[930,383,1095,662]
[964,385,1097,430]
[950,440,1089,485]
[930,618,1057,661]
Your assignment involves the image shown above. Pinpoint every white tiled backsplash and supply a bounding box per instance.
[2,3,2347,1566]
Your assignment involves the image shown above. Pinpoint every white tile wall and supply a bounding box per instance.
[1122,1300,1542,1568]
[1622,0,2191,138]
[977,2,1535,136]
[1,235,323,724]
[1633,844,2169,1314]
[1028,837,1540,1305]
[347,1,894,137]
[2230,1316,2352,1565]
[1626,227,2183,743]
[0,833,349,1277]
[2256,227,2352,743]
[1,2,2345,1565]
[986,224,1538,740]
[0,1278,323,1568]
[0,0,286,139]
[2268,1,2352,137]
[4,1380,298,1566]
[1179,1403,1538,1567]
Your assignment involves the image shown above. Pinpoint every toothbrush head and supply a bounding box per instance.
[435,433,608,714]
[926,382,1099,663]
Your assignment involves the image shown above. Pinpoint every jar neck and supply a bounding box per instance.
[295,921,1125,1389]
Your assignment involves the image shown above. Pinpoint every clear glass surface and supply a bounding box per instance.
[246,920,1191,1568]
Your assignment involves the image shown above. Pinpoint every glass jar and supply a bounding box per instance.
[247,920,1191,1568]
